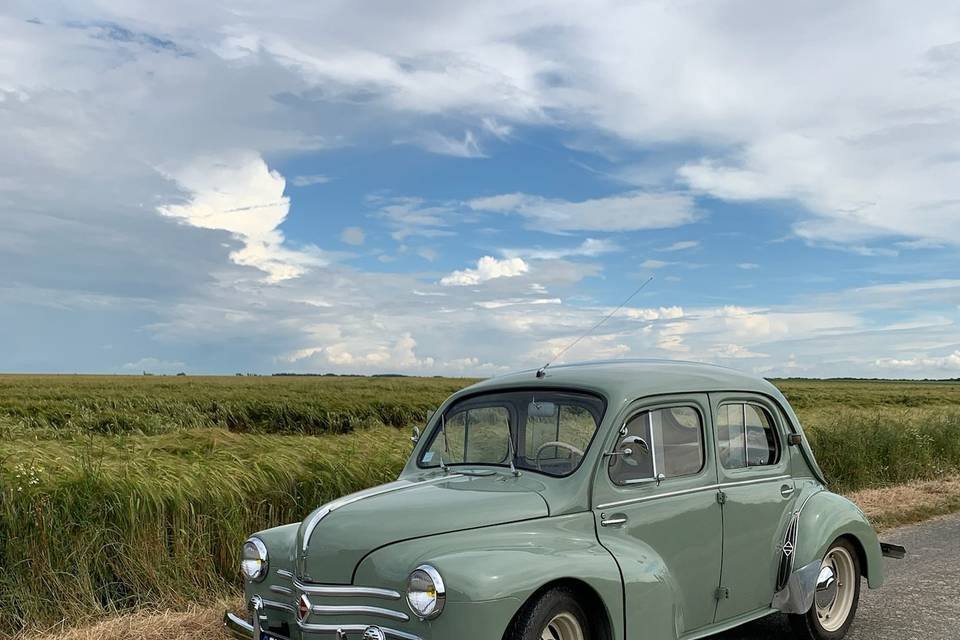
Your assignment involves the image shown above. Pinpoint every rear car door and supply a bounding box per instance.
[592,394,723,638]
[711,393,798,622]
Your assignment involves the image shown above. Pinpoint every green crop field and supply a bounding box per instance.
[1,374,959,635]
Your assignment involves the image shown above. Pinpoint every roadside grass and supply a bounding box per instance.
[2,375,960,635]
[18,477,960,640]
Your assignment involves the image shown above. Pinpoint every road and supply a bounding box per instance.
[712,513,960,639]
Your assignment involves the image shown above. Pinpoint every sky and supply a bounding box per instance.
[1,1,959,379]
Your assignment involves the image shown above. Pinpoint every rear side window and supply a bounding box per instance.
[717,403,780,469]
[609,406,705,484]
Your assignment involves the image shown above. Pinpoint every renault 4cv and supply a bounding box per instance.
[224,360,905,640]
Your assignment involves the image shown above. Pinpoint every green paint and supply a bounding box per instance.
[238,361,883,640]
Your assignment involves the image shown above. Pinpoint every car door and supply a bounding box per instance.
[592,394,723,639]
[710,393,798,622]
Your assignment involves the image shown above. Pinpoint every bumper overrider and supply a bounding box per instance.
[223,569,422,640]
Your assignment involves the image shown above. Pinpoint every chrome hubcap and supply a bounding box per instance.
[816,546,856,632]
[541,612,584,640]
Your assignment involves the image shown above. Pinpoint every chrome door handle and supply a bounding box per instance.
[600,513,628,527]
[780,484,795,499]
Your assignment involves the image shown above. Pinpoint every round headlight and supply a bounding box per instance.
[241,537,269,582]
[406,564,445,620]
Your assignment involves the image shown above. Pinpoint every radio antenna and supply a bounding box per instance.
[536,275,654,378]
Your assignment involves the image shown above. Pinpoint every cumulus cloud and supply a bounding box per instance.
[440,256,530,286]
[158,151,329,282]
[874,351,960,372]
[468,191,699,232]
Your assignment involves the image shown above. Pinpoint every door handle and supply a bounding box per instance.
[780,484,795,499]
[600,513,628,527]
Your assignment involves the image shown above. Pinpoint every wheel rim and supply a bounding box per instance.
[540,612,584,640]
[816,546,856,632]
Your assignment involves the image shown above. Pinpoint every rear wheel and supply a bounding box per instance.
[505,586,591,640]
[790,538,861,639]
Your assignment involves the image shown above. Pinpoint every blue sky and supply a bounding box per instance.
[1,1,959,377]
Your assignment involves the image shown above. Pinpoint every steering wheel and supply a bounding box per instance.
[534,441,585,471]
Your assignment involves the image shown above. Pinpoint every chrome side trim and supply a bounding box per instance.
[270,584,293,596]
[276,569,402,600]
[596,475,791,510]
[310,604,410,622]
[261,598,297,614]
[720,474,792,489]
[301,475,461,551]
[298,622,422,640]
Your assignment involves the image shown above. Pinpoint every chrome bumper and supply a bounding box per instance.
[223,611,255,639]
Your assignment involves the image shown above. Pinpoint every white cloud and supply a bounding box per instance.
[159,151,329,282]
[121,357,186,373]
[408,130,485,158]
[641,259,671,269]
[481,116,512,140]
[440,256,530,286]
[501,237,620,260]
[340,226,366,245]
[658,240,700,252]
[874,351,960,372]
[371,195,458,241]
[712,344,770,359]
[469,191,699,232]
[290,174,331,187]
[737,262,760,270]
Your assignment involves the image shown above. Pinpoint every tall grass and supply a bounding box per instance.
[1,375,959,634]
[0,428,410,633]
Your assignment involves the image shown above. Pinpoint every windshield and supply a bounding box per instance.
[418,389,606,477]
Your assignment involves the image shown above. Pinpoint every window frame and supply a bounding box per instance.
[608,403,707,486]
[415,387,608,478]
[715,401,782,471]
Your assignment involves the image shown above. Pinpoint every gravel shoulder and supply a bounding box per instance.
[714,512,960,639]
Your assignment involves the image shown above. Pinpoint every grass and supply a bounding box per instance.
[1,375,960,635]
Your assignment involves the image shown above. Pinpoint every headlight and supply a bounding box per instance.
[406,564,445,619]
[241,537,269,582]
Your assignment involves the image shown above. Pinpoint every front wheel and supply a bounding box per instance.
[505,586,590,640]
[789,538,862,639]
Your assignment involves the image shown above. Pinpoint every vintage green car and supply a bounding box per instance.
[224,360,904,640]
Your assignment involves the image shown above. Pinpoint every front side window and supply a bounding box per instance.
[716,403,780,469]
[609,406,705,485]
[419,390,605,477]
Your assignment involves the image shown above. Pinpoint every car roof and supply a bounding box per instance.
[465,358,782,400]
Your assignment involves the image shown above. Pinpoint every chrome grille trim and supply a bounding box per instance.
[298,622,422,640]
[276,569,402,600]
[310,604,409,622]
[269,585,293,596]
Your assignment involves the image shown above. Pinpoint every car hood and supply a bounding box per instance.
[294,472,549,584]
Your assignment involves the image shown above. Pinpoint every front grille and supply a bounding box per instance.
[258,569,422,640]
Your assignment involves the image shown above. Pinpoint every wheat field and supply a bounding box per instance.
[1,374,959,635]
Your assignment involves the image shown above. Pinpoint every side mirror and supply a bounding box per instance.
[605,435,650,460]
[788,433,803,446]
[411,426,421,444]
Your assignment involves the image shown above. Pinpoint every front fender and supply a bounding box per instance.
[794,491,883,589]
[354,512,624,640]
